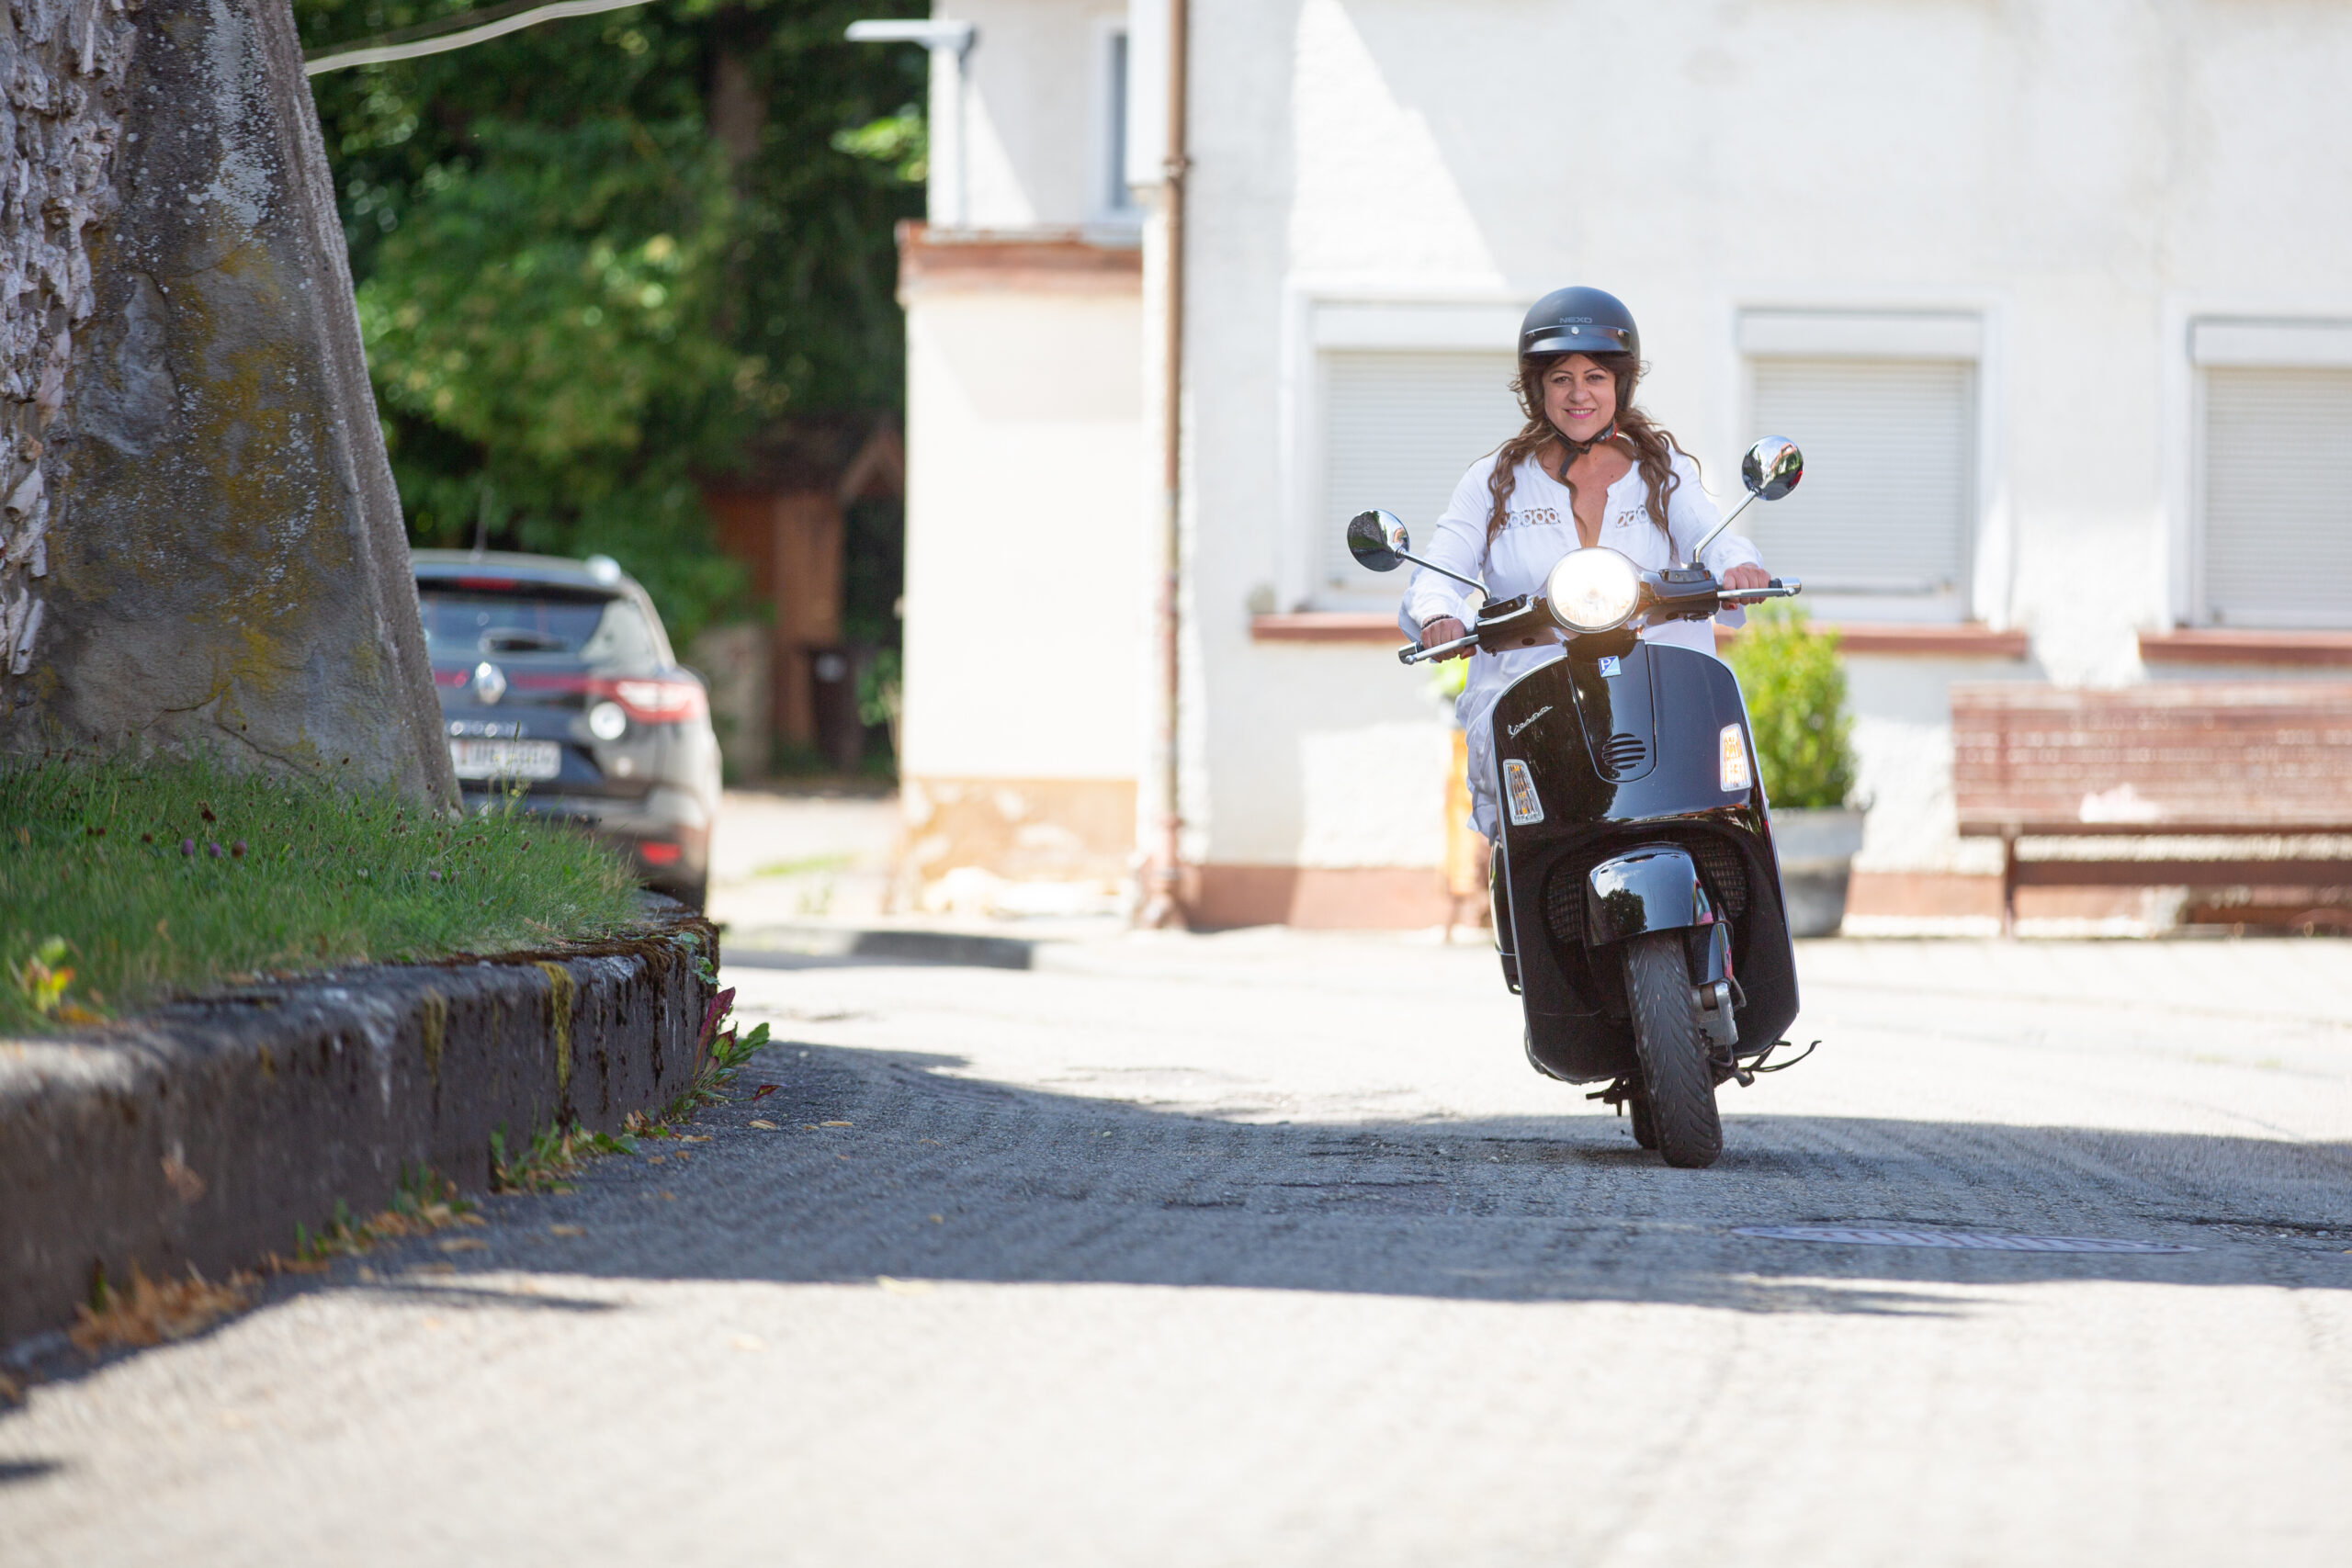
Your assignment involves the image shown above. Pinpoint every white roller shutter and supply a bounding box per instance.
[2201,367,2352,627]
[1747,357,1974,615]
[1320,350,1521,594]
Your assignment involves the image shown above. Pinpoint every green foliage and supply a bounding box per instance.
[288,1167,482,1263]
[295,0,928,647]
[1724,604,1857,810]
[831,106,926,182]
[1426,648,1468,705]
[659,986,771,1119]
[0,758,643,1034]
[856,646,900,729]
[491,1122,639,1194]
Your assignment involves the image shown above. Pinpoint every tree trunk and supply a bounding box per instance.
[0,0,456,804]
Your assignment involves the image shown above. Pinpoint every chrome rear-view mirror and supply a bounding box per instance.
[1687,437,1805,564]
[1346,509,1410,572]
[1741,436,1804,502]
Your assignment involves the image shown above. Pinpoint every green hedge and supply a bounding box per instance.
[1724,604,1856,810]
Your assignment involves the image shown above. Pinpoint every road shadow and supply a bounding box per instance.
[381,1040,2352,1319]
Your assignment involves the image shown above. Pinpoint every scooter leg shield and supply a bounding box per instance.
[1582,847,1711,949]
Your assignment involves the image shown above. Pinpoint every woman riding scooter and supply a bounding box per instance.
[1403,288,1774,837]
[1365,286,1806,1167]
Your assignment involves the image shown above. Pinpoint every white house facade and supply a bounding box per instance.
[889,0,2352,930]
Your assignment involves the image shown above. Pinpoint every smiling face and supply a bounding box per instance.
[1541,354,1619,445]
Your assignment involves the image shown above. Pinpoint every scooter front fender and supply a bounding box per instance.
[1584,846,1711,947]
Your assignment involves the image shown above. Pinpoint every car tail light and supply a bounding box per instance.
[639,841,683,865]
[471,672,707,722]
[605,678,706,723]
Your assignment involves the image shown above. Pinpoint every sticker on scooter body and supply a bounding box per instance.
[1503,758,1544,825]
[1598,655,1622,677]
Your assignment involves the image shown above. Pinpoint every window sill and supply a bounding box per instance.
[2137,628,2352,667]
[895,221,1144,297]
[1717,622,2030,658]
[1249,613,1399,643]
[1249,614,2030,659]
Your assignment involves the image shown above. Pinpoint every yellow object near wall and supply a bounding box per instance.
[1446,728,1490,915]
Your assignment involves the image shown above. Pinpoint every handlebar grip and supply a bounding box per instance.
[1398,632,1480,665]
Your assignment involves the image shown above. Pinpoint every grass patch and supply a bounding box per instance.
[0,755,644,1033]
[284,1168,485,1268]
[491,1122,641,1194]
[749,852,854,880]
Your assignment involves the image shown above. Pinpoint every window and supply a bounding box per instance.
[2193,321,2352,628]
[1318,349,1521,599]
[418,587,656,668]
[1744,355,1976,622]
[1095,26,1141,222]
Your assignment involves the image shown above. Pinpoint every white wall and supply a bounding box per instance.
[1176,0,2352,872]
[933,0,1137,231]
[901,287,1145,781]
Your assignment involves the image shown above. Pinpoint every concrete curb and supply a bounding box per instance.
[0,908,719,1345]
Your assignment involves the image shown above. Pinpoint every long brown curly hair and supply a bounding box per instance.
[1483,352,1692,544]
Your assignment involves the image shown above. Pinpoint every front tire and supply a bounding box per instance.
[1623,932,1724,1168]
[1628,1092,1659,1150]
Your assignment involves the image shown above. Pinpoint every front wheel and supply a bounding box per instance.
[1628,1092,1659,1150]
[1623,931,1724,1168]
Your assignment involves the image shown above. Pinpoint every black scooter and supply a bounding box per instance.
[1349,437,1813,1168]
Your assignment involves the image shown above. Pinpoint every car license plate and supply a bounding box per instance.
[448,739,561,780]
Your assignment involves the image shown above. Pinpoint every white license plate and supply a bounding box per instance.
[449,739,562,780]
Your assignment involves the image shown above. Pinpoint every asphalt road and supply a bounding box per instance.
[5,931,2350,1565]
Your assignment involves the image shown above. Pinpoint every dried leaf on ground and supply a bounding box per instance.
[70,1267,255,1352]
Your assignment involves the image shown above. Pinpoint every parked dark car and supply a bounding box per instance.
[413,550,720,908]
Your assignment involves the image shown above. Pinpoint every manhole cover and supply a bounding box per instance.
[1733,1225,2199,1254]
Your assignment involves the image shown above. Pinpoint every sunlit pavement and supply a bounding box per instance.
[4,923,2349,1564]
[703,786,901,929]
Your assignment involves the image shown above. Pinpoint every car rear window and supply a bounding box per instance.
[418,585,660,666]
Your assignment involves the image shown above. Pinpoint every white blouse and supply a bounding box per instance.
[1397,446,1765,836]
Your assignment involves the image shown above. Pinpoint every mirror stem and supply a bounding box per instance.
[1685,491,1758,569]
[1396,549,1485,593]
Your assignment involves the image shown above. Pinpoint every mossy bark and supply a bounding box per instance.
[0,0,455,804]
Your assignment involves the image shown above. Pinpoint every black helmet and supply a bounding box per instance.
[1520,287,1638,362]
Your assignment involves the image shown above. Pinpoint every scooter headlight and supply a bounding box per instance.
[1544,548,1642,635]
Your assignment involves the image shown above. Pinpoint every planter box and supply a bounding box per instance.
[1771,807,1867,938]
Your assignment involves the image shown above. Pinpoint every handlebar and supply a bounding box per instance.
[1393,576,1803,665]
[1397,632,1481,667]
